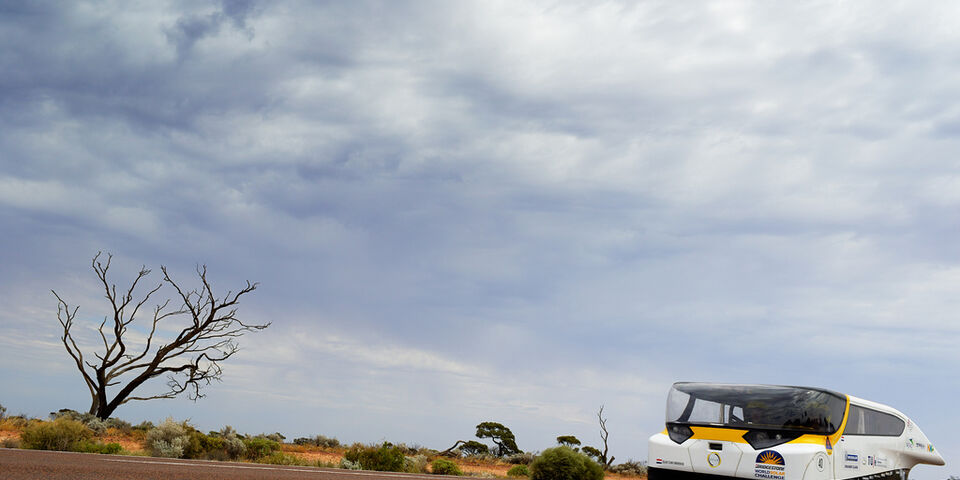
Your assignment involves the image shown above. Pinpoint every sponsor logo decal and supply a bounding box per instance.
[656,458,663,465]
[846,454,859,462]
[868,456,874,466]
[656,459,684,467]
[707,453,721,468]
[754,451,785,479]
[844,453,859,469]
[825,437,832,454]
[928,444,935,453]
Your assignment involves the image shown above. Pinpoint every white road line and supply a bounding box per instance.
[99,457,446,478]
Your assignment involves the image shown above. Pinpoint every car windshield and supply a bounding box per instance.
[666,383,847,434]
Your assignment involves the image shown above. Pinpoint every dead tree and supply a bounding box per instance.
[53,252,269,419]
[597,405,614,468]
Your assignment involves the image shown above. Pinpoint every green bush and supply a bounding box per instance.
[244,436,281,460]
[431,458,463,475]
[76,441,123,454]
[508,464,530,477]
[260,452,309,465]
[344,443,406,472]
[0,403,6,419]
[21,418,93,451]
[530,446,604,480]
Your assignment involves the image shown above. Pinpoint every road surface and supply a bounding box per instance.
[0,448,464,480]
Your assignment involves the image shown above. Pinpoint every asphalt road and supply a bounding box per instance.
[0,448,463,480]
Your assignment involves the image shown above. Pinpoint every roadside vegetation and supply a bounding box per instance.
[0,404,647,479]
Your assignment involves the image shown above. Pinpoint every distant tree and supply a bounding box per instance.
[581,406,615,468]
[557,435,581,450]
[53,252,269,419]
[460,440,490,455]
[439,439,489,457]
[476,421,521,457]
[594,406,614,468]
[582,446,603,461]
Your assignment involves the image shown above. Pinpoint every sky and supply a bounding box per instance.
[1,0,959,477]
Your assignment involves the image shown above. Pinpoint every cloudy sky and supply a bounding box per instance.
[2,0,960,476]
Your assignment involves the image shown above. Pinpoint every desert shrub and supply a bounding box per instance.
[431,458,463,476]
[404,454,429,474]
[21,418,93,451]
[244,436,281,460]
[50,409,110,435]
[261,432,286,443]
[508,465,530,477]
[145,418,191,458]
[220,426,246,459]
[260,452,309,465]
[530,446,604,480]
[344,443,406,472]
[506,452,537,465]
[293,434,340,448]
[133,421,155,432]
[0,403,6,419]
[182,430,206,459]
[76,441,123,454]
[608,460,647,476]
[2,438,21,449]
[340,458,362,470]
[103,418,133,433]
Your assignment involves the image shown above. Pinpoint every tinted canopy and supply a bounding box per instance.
[667,383,847,435]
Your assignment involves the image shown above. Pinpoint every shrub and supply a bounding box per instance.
[103,418,133,433]
[220,426,246,460]
[340,458,362,470]
[530,446,603,480]
[344,443,406,472]
[244,436,281,460]
[0,403,6,419]
[260,452,309,465]
[508,465,530,477]
[261,432,286,443]
[293,434,340,448]
[50,409,112,435]
[1,438,21,449]
[76,441,123,454]
[145,418,191,458]
[608,460,647,476]
[431,458,463,476]
[404,454,429,474]
[506,452,537,465]
[133,421,155,432]
[21,418,93,451]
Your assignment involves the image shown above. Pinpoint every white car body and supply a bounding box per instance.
[648,383,944,480]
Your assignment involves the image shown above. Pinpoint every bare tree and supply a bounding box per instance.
[53,252,269,419]
[597,405,614,468]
